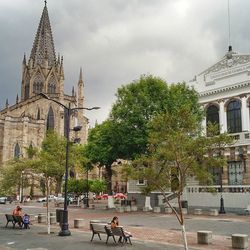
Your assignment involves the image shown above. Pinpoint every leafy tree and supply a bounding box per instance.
[126,107,232,250]
[109,75,169,159]
[84,120,117,195]
[90,179,107,195]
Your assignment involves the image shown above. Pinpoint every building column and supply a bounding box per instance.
[241,96,248,131]
[202,116,207,136]
[219,100,226,133]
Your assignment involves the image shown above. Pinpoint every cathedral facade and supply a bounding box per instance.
[0,2,88,163]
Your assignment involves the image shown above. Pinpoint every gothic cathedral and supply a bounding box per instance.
[0,2,88,163]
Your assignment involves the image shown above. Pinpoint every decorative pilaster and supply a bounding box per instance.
[241,96,248,131]
[219,100,226,133]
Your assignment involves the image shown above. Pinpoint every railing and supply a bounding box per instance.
[186,185,250,193]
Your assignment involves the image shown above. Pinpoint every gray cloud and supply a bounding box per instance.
[1,0,250,125]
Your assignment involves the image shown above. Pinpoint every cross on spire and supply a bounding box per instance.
[44,0,47,6]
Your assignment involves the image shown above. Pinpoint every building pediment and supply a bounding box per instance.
[197,50,250,86]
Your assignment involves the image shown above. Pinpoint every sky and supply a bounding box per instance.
[1,0,250,126]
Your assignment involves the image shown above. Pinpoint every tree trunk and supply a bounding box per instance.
[46,176,50,235]
[105,165,112,195]
[105,165,115,208]
[181,224,188,250]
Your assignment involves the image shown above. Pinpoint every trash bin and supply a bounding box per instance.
[181,200,188,209]
[56,209,63,223]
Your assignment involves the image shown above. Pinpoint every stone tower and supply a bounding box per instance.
[0,2,88,163]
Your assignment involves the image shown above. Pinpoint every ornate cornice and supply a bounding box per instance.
[199,80,250,97]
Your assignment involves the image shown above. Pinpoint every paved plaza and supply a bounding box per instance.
[0,202,250,249]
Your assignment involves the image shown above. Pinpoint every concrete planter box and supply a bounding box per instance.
[131,206,138,212]
[197,231,212,244]
[154,207,161,213]
[165,207,172,214]
[194,209,202,215]
[125,206,131,212]
[116,207,125,213]
[74,219,85,228]
[209,209,218,216]
[232,234,248,249]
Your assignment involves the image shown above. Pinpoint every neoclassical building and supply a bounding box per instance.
[189,46,250,187]
[0,2,88,164]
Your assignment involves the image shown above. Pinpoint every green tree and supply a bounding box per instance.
[84,121,117,195]
[110,75,169,159]
[126,107,232,250]
[90,179,107,195]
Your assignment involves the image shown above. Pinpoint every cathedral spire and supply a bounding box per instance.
[78,67,83,84]
[77,67,84,108]
[23,53,26,65]
[29,2,56,67]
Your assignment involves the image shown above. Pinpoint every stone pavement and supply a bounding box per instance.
[0,202,250,249]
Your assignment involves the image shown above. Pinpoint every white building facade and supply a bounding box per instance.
[186,46,250,211]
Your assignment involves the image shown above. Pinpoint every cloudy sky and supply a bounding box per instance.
[0,0,250,126]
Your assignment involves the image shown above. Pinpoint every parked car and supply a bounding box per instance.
[37,195,57,202]
[0,197,7,204]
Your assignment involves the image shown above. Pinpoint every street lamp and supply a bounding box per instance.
[219,165,226,214]
[20,171,25,203]
[39,93,100,236]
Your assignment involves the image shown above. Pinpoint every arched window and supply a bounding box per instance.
[33,74,43,94]
[14,143,21,158]
[206,105,219,135]
[48,77,56,94]
[37,108,41,120]
[227,100,242,133]
[47,106,55,131]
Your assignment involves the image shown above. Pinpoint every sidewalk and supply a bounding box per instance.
[1,202,249,249]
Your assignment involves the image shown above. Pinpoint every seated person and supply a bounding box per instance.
[23,214,30,229]
[111,216,132,243]
[12,206,23,228]
[13,206,22,216]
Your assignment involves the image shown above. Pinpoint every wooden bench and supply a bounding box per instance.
[90,223,132,245]
[5,214,23,228]
[90,223,115,244]
[112,226,132,245]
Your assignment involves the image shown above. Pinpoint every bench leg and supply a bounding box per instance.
[90,233,95,242]
[106,235,109,244]
[97,233,101,240]
[112,236,116,243]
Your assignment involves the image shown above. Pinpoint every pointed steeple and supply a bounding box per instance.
[72,86,75,96]
[16,94,19,104]
[60,56,64,78]
[29,2,56,67]
[5,99,9,108]
[23,53,26,65]
[78,67,83,85]
[77,67,84,108]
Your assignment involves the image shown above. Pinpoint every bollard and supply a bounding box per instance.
[194,209,202,215]
[197,231,212,244]
[38,214,46,223]
[232,234,248,249]
[154,207,161,213]
[50,216,56,224]
[74,219,85,228]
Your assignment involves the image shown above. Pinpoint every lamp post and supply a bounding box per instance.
[20,171,25,203]
[219,166,226,214]
[39,93,100,236]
